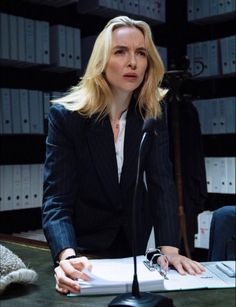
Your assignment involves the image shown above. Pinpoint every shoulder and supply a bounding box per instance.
[49,103,85,124]
[49,103,75,118]
[48,103,89,135]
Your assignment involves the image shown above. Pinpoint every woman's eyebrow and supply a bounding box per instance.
[112,45,147,51]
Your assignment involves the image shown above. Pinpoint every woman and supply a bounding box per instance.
[42,16,204,294]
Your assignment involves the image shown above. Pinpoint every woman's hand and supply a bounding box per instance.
[54,256,92,294]
[160,246,205,275]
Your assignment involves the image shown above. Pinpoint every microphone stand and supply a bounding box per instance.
[108,128,173,307]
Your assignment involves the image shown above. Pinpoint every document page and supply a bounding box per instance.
[164,261,235,290]
[69,256,164,296]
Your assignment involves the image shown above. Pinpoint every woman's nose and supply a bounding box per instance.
[128,54,137,69]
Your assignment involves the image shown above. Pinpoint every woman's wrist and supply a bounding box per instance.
[160,246,179,255]
[58,248,76,261]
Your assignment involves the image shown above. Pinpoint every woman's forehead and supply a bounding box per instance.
[111,26,145,47]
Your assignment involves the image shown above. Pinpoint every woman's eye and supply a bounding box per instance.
[115,49,125,55]
[138,51,147,57]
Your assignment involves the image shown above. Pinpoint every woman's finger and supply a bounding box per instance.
[55,266,81,293]
[59,259,90,281]
[168,255,205,275]
[69,256,93,273]
[181,260,205,275]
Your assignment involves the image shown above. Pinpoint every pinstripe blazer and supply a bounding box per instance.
[42,98,179,261]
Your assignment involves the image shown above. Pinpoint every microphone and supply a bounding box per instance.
[108,118,174,307]
[139,117,158,149]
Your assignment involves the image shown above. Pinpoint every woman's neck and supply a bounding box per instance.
[109,93,131,121]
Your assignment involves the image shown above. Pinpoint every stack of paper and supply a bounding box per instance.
[68,257,236,297]
[69,256,164,296]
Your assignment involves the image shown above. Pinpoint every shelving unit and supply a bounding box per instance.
[185,3,236,210]
[0,1,235,259]
[0,0,168,232]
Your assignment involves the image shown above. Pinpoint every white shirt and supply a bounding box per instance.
[115,110,128,182]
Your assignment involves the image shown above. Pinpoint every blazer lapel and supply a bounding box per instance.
[87,116,121,205]
[120,100,143,191]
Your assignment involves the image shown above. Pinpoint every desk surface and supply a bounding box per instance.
[0,240,235,307]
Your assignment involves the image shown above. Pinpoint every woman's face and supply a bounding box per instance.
[105,26,148,96]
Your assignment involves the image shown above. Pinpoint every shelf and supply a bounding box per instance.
[186,15,236,43]
[205,195,236,211]
[0,134,46,164]
[0,65,80,92]
[0,207,42,233]
[202,134,236,157]
[180,75,236,99]
[189,11,236,26]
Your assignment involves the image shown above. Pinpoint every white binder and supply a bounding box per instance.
[210,0,219,16]
[0,88,12,134]
[209,39,219,76]
[225,97,236,134]
[17,16,26,62]
[13,164,22,210]
[35,20,50,64]
[187,0,194,21]
[73,27,81,69]
[35,20,43,64]
[219,158,227,193]
[221,36,229,75]
[111,0,119,10]
[9,14,18,61]
[217,97,226,134]
[66,26,74,68]
[0,165,4,211]
[43,92,50,118]
[218,0,225,15]
[0,13,10,60]
[195,210,213,249]
[205,157,213,193]
[159,0,166,22]
[202,0,210,18]
[201,41,209,77]
[41,21,50,64]
[19,89,30,133]
[38,164,44,208]
[21,164,31,208]
[193,42,204,76]
[195,0,204,20]
[227,158,236,194]
[117,0,125,11]
[25,18,35,63]
[124,0,139,15]
[228,35,236,74]
[212,158,221,193]
[50,24,67,67]
[29,90,44,134]
[211,99,219,134]
[10,88,22,134]
[225,0,235,12]
[139,0,151,19]
[30,164,40,208]
[3,165,13,211]
[38,91,44,133]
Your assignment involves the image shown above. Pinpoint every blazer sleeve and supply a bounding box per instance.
[42,104,79,261]
[145,115,179,248]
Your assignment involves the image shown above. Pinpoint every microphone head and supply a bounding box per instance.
[142,118,158,134]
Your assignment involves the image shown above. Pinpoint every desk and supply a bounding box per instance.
[0,240,235,307]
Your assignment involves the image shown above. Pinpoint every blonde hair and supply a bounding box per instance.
[54,16,166,118]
